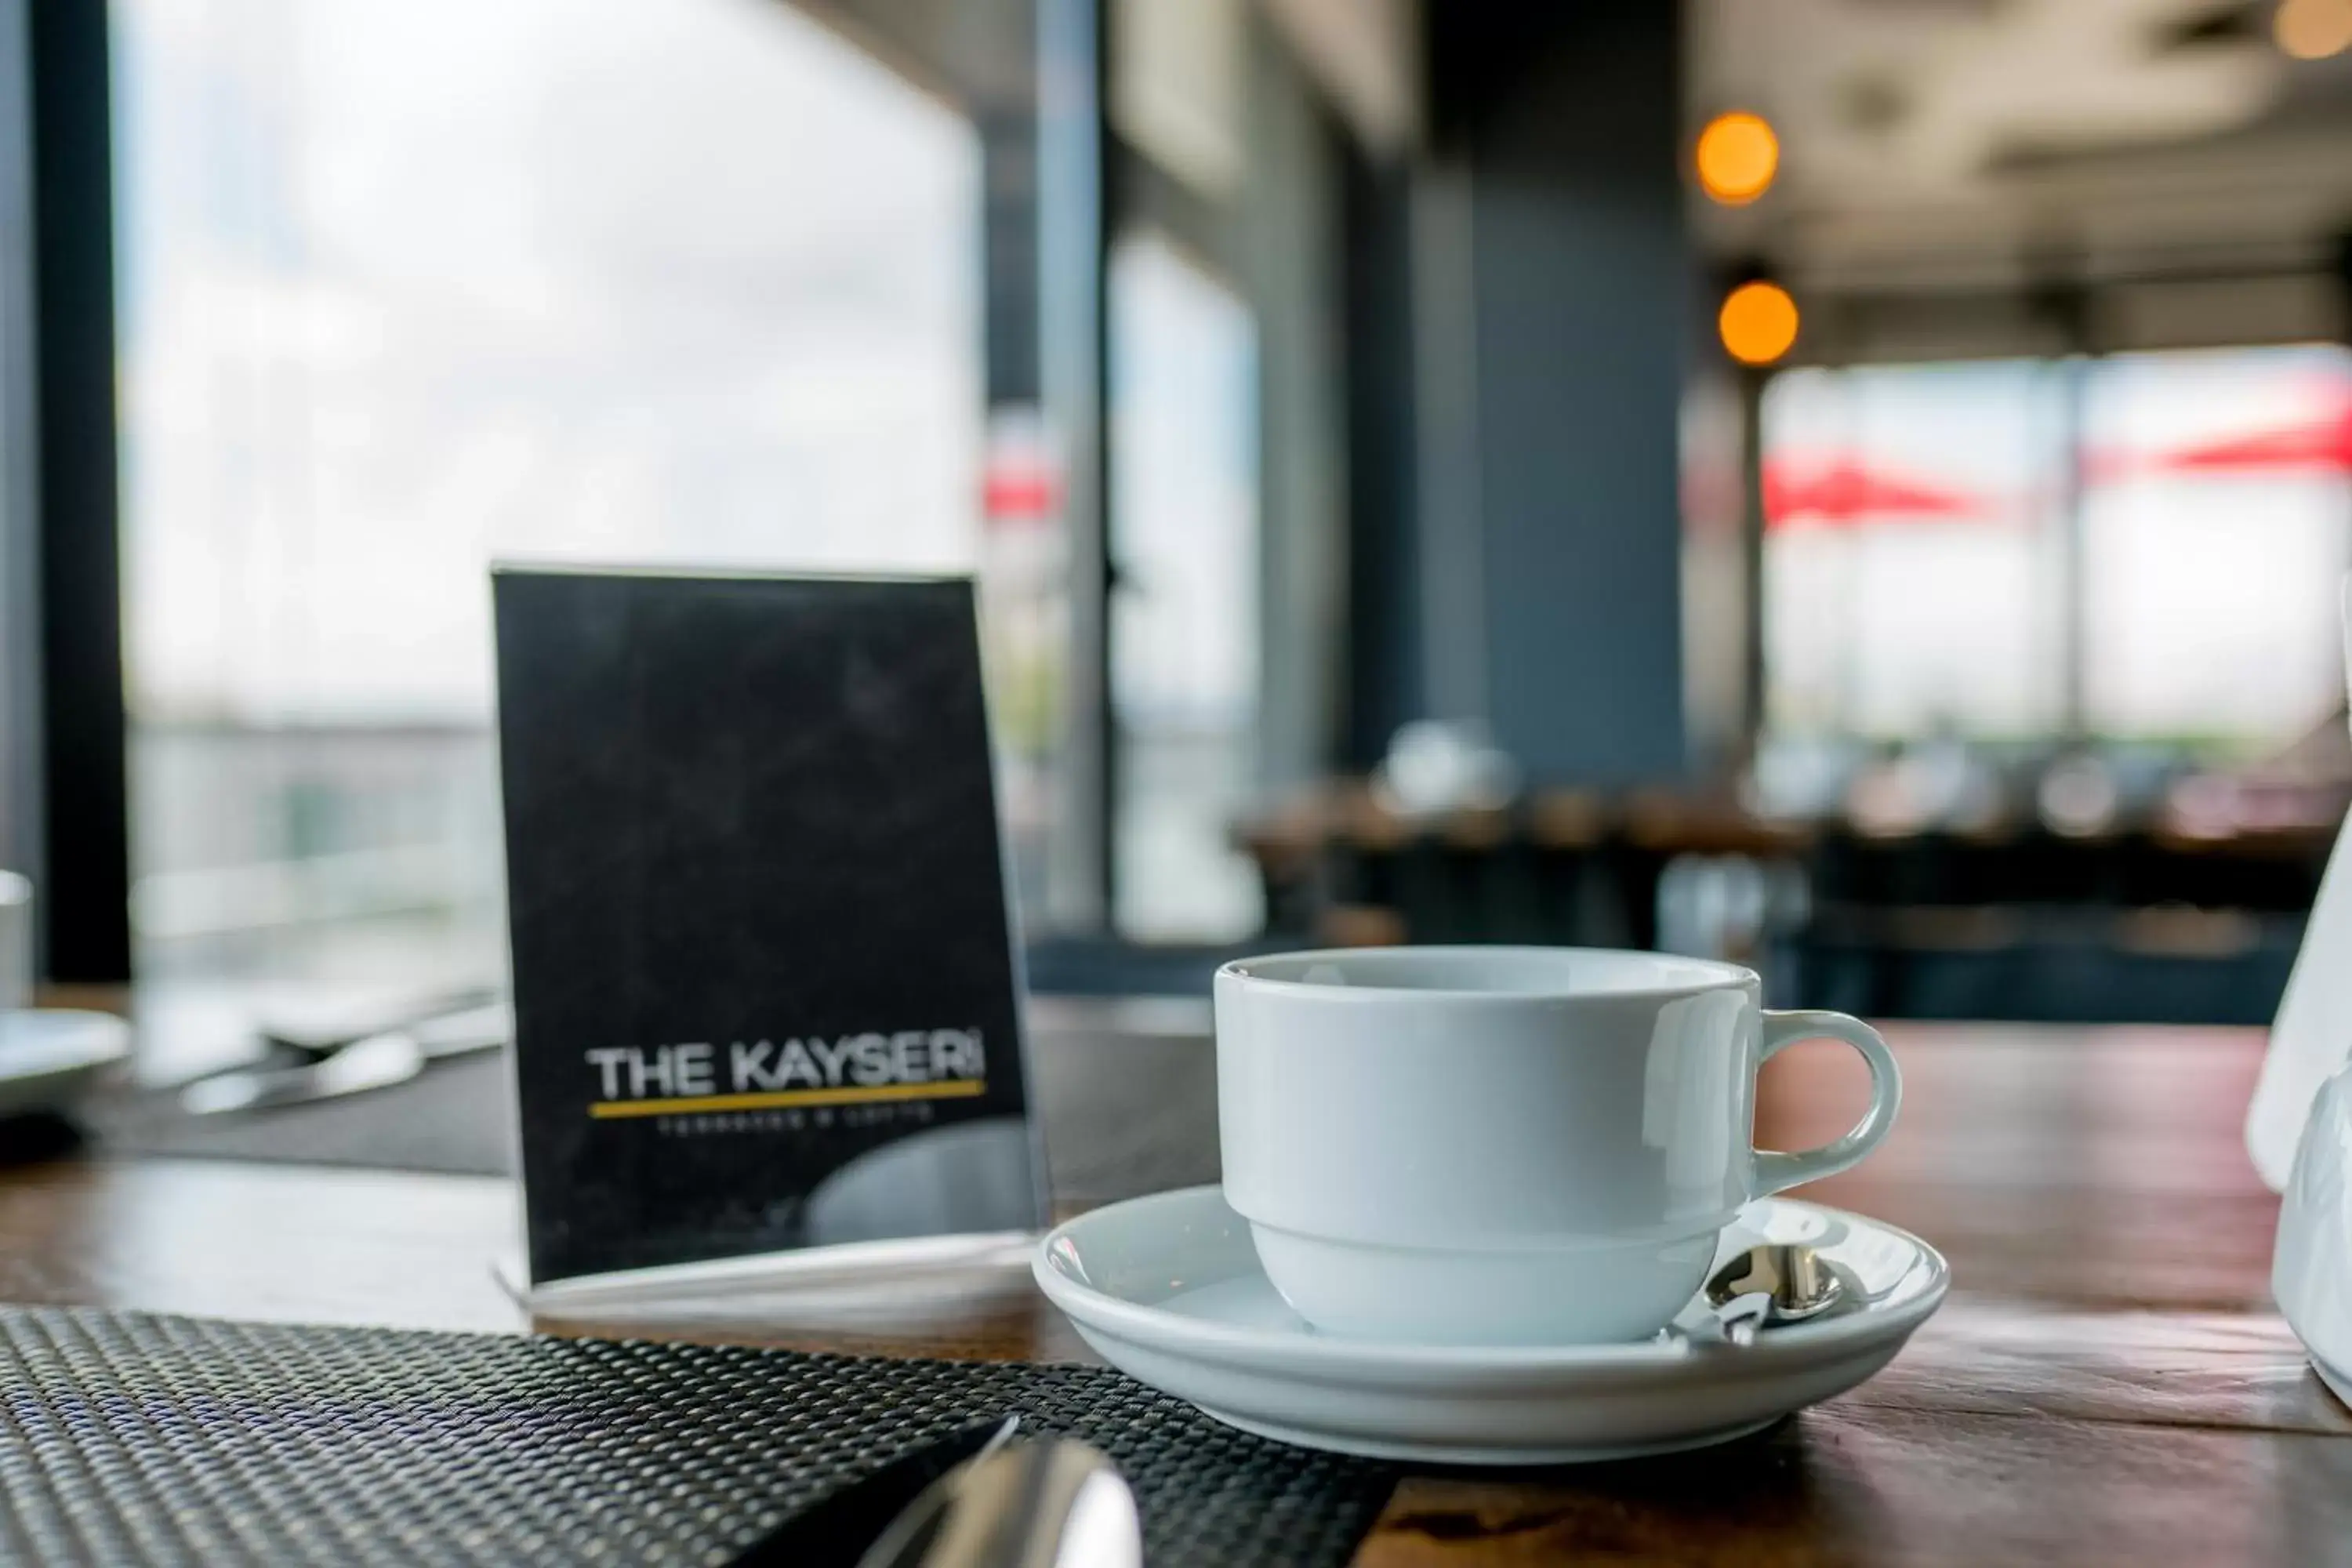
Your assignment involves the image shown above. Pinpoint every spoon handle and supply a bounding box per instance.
[1715,1290,1774,1347]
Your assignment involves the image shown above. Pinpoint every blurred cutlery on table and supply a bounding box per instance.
[180,998,510,1116]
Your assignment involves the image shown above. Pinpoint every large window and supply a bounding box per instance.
[2082,346,2352,752]
[1107,234,1261,941]
[1762,360,2067,742]
[1763,344,2352,757]
[114,0,989,984]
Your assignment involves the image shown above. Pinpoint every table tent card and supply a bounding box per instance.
[493,567,1046,1291]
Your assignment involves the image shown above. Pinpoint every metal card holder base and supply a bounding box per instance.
[495,1229,1041,1331]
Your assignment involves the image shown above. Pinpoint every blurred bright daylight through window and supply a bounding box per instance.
[114,0,984,985]
[1762,343,2352,754]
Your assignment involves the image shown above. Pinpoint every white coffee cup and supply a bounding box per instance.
[1214,946,1900,1345]
[0,871,30,1014]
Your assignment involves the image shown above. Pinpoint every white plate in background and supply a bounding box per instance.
[0,1009,132,1118]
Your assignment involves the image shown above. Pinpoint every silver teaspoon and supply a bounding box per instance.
[1701,1243,1845,1346]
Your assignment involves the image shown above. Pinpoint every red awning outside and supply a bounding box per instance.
[1762,455,1989,530]
[2093,379,2352,481]
[1762,394,2352,531]
[2136,404,2352,477]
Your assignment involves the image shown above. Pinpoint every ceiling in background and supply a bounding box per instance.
[1691,0,2352,291]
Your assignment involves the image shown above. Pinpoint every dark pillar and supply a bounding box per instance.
[1341,149,1421,768]
[1737,365,1769,762]
[1245,22,1348,797]
[1036,0,1110,927]
[27,0,129,981]
[980,108,1042,407]
[2030,271,2092,745]
[1422,5,1688,786]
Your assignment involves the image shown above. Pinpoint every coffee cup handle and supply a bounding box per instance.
[1751,1011,1902,1196]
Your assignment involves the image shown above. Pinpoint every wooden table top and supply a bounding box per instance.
[2,1016,2345,1566]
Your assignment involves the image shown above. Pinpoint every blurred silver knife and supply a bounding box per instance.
[179,1004,510,1116]
[180,1028,425,1115]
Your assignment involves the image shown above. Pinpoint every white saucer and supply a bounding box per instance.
[0,1009,132,1116]
[1035,1185,1947,1465]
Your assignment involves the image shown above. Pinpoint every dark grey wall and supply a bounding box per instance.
[1426,5,1689,786]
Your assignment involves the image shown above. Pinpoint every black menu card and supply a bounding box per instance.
[492,567,1045,1285]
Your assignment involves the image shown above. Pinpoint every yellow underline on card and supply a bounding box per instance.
[589,1080,988,1119]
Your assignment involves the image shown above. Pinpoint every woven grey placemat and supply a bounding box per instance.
[0,1307,1390,1567]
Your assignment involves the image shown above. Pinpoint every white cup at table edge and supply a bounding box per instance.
[0,871,31,1016]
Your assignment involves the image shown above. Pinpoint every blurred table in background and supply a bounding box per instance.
[1235,782,2333,1024]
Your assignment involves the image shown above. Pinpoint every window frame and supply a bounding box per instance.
[11,0,129,983]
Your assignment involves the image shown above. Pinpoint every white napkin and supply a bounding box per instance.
[2245,579,2352,1192]
[2248,815,2352,1191]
